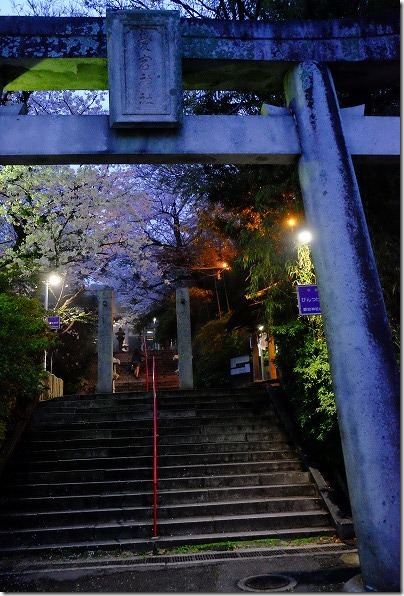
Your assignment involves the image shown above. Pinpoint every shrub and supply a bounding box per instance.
[273,317,350,510]
[0,293,49,443]
[193,314,250,388]
[52,320,97,395]
[273,318,337,442]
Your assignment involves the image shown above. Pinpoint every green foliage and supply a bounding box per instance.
[271,243,338,445]
[193,314,250,388]
[158,534,334,555]
[0,292,49,442]
[52,321,97,395]
[154,306,177,347]
[274,319,336,443]
[50,291,98,395]
[286,242,316,285]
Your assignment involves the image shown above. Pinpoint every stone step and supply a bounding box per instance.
[23,433,152,446]
[43,388,267,406]
[32,408,276,430]
[3,470,313,498]
[15,447,296,465]
[0,510,331,547]
[115,380,179,392]
[38,397,271,410]
[26,422,288,440]
[0,385,334,556]
[22,429,288,446]
[44,396,268,410]
[15,440,293,460]
[0,483,318,513]
[0,496,324,530]
[29,412,276,426]
[31,410,276,426]
[8,459,304,484]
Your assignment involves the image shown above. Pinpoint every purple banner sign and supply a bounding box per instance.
[296,284,321,315]
[47,315,61,329]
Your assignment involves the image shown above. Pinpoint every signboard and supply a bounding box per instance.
[230,355,251,376]
[107,11,182,128]
[296,284,321,315]
[47,315,61,329]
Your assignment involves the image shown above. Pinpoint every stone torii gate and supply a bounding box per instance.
[0,11,399,591]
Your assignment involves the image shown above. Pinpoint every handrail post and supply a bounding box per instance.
[152,356,158,539]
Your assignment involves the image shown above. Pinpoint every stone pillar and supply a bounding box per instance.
[284,62,400,592]
[97,286,114,394]
[175,286,193,390]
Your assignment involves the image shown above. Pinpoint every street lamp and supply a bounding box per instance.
[257,325,266,381]
[44,273,62,310]
[43,273,62,371]
[286,217,297,228]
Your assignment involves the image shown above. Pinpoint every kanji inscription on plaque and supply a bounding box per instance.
[107,10,182,128]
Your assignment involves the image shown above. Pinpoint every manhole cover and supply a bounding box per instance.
[238,574,297,592]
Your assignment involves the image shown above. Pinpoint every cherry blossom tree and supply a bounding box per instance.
[0,164,158,316]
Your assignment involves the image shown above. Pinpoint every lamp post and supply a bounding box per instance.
[43,273,62,371]
[44,273,62,310]
[257,324,266,381]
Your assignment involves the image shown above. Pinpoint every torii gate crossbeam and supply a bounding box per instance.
[0,110,398,165]
[0,11,400,592]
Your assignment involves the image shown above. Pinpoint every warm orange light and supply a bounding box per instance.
[286,217,297,228]
[221,262,229,269]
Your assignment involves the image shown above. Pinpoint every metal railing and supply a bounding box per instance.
[142,339,158,537]
[152,355,158,538]
[143,337,149,391]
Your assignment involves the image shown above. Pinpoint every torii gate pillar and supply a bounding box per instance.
[97,286,114,394]
[176,286,194,390]
[285,62,400,592]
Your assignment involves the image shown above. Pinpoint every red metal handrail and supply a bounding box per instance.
[152,355,158,538]
[143,337,149,391]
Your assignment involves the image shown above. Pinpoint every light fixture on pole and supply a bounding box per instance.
[43,273,62,371]
[297,230,313,244]
[44,273,62,311]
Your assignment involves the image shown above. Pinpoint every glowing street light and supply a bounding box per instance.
[286,217,297,228]
[44,273,62,310]
[297,230,313,244]
[43,273,62,371]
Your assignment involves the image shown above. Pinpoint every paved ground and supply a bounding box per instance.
[0,541,361,592]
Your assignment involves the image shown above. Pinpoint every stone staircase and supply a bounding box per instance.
[114,348,179,392]
[0,387,335,556]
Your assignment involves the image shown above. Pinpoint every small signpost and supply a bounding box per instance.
[47,315,60,329]
[296,284,321,315]
[230,355,251,376]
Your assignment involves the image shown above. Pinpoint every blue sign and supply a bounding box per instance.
[47,315,61,329]
[297,284,321,315]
